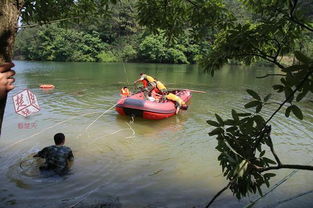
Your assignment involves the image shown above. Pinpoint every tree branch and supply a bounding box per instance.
[184,0,198,7]
[256,73,286,79]
[266,128,282,165]
[251,70,313,155]
[260,164,313,172]
[288,0,313,32]
[18,17,81,29]
[205,182,231,208]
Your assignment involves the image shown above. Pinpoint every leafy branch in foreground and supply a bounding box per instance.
[136,0,313,207]
[207,51,313,206]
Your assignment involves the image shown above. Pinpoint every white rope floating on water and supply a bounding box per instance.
[4,111,99,150]
[125,121,135,139]
[4,103,118,150]
[84,104,117,131]
[68,186,101,208]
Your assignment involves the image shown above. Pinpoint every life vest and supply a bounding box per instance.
[152,87,161,94]
[120,88,130,96]
[141,79,149,88]
[144,75,156,83]
[166,93,186,106]
[156,81,167,91]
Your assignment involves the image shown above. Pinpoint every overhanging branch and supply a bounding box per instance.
[260,164,313,172]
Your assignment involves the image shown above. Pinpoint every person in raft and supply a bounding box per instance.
[120,86,131,97]
[34,133,74,175]
[165,93,188,114]
[154,79,167,95]
[148,79,167,101]
[134,73,157,90]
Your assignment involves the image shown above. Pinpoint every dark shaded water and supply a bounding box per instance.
[0,61,312,208]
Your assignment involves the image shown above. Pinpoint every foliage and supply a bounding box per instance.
[136,0,313,206]
[97,51,119,63]
[16,25,107,62]
[137,0,233,41]
[16,0,205,64]
[21,0,118,25]
[138,32,202,64]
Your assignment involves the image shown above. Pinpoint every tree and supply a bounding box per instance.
[0,0,118,133]
[137,0,313,207]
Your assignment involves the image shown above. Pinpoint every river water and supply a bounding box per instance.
[0,61,312,208]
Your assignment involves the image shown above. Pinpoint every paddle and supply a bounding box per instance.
[170,88,207,93]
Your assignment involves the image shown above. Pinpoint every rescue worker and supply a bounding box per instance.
[165,93,188,114]
[134,73,157,89]
[34,133,74,175]
[120,86,131,97]
[154,80,167,95]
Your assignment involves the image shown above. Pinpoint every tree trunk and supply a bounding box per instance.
[0,0,23,134]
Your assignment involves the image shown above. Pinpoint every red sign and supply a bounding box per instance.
[13,89,40,117]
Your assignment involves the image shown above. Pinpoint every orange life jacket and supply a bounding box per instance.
[120,88,130,96]
[142,80,149,88]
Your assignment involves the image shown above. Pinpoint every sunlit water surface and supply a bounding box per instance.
[0,61,312,208]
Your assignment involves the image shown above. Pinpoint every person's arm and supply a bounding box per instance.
[176,106,180,114]
[68,151,74,161]
[0,62,15,98]
[134,79,141,84]
[33,147,48,158]
[67,151,74,168]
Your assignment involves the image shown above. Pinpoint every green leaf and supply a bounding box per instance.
[282,65,304,72]
[209,128,224,136]
[237,160,248,177]
[296,89,309,102]
[264,173,276,178]
[265,178,270,187]
[256,103,262,113]
[284,87,294,103]
[285,105,292,117]
[259,150,265,157]
[207,120,220,127]
[253,115,265,128]
[215,114,224,125]
[237,113,252,117]
[272,84,284,92]
[263,94,271,102]
[247,89,261,100]
[263,157,276,165]
[291,105,303,120]
[224,119,235,125]
[294,51,312,64]
[244,101,260,109]
[232,109,239,122]
[257,186,263,196]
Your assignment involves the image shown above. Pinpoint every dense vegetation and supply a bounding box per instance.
[14,0,207,64]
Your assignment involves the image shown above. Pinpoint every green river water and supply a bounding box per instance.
[0,61,312,208]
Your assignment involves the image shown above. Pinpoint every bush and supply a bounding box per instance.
[97,51,119,62]
[15,25,107,62]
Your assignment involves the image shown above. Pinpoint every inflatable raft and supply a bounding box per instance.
[40,84,55,89]
[116,90,191,120]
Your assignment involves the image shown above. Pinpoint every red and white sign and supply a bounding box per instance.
[13,89,40,117]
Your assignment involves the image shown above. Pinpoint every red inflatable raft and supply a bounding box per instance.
[40,84,55,89]
[116,90,192,120]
